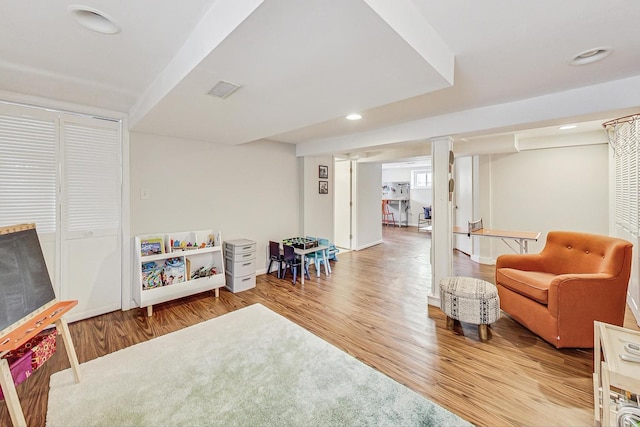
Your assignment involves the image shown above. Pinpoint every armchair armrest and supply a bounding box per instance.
[547,273,623,318]
[496,253,545,271]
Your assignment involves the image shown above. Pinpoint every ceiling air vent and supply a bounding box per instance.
[207,80,241,99]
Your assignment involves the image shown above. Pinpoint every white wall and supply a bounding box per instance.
[381,166,432,226]
[356,162,383,249]
[303,156,334,240]
[481,143,609,260]
[130,132,300,276]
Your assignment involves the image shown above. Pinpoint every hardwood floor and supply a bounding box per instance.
[2,226,638,426]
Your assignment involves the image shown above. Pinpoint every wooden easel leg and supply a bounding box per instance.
[54,318,82,383]
[0,358,27,427]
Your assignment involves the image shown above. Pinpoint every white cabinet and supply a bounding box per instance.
[224,239,256,293]
[134,230,225,316]
[594,321,640,426]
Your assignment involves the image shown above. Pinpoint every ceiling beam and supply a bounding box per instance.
[363,0,454,86]
[296,75,640,157]
[128,0,264,129]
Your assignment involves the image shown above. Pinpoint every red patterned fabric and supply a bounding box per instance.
[0,329,57,400]
[25,329,58,370]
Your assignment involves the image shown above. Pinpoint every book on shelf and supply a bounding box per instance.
[140,237,164,256]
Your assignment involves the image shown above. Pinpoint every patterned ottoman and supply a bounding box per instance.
[439,276,500,341]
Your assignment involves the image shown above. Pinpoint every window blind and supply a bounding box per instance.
[613,119,639,236]
[62,119,120,233]
[0,114,56,233]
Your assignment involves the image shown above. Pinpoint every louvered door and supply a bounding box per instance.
[59,115,122,321]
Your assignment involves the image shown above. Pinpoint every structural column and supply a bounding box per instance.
[428,136,453,306]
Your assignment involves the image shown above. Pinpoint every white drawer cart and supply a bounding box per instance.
[134,229,225,316]
[224,239,257,293]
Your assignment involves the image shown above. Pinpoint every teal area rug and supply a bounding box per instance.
[47,304,472,426]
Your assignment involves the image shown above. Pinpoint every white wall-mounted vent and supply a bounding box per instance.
[207,80,241,99]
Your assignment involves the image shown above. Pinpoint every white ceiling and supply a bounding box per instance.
[1,0,639,159]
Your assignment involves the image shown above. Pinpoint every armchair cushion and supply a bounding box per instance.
[496,268,555,304]
[495,230,632,348]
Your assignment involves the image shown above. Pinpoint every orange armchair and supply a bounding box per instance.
[495,231,633,348]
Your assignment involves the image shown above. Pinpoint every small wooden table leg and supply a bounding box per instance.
[147,305,153,317]
[446,316,455,330]
[478,324,488,341]
[214,287,219,298]
[594,324,602,425]
[0,358,27,427]
[55,318,82,383]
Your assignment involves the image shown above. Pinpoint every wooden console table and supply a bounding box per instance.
[452,226,541,254]
[594,321,640,426]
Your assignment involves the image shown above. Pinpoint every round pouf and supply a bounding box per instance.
[439,276,500,341]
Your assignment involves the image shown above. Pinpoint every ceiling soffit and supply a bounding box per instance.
[129,0,454,145]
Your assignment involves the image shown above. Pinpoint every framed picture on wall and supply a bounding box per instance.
[319,165,328,179]
[319,180,328,194]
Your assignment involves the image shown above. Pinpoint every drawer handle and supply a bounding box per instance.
[242,277,251,282]
[242,254,251,258]
[242,263,251,267]
[242,246,252,250]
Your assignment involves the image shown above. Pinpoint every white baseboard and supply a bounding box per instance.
[357,240,383,251]
[67,303,121,322]
[427,294,440,307]
[471,254,496,265]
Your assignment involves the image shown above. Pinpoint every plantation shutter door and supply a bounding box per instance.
[59,114,122,320]
[630,133,639,236]
[0,104,58,286]
[614,121,639,236]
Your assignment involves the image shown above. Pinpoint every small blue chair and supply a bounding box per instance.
[308,238,332,277]
[327,244,340,262]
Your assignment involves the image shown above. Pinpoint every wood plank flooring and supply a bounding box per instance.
[2,226,638,426]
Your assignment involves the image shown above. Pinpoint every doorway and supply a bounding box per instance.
[334,159,353,249]
[454,156,473,255]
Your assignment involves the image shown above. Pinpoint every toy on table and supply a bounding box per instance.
[282,237,318,250]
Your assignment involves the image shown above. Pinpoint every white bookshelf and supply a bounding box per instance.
[134,229,225,316]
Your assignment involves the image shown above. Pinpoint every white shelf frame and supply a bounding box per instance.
[134,230,225,316]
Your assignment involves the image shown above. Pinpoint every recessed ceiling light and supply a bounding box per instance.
[569,47,612,66]
[559,125,577,130]
[68,5,120,34]
[346,113,362,121]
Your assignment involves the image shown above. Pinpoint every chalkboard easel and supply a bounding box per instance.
[0,301,82,427]
[0,224,82,427]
